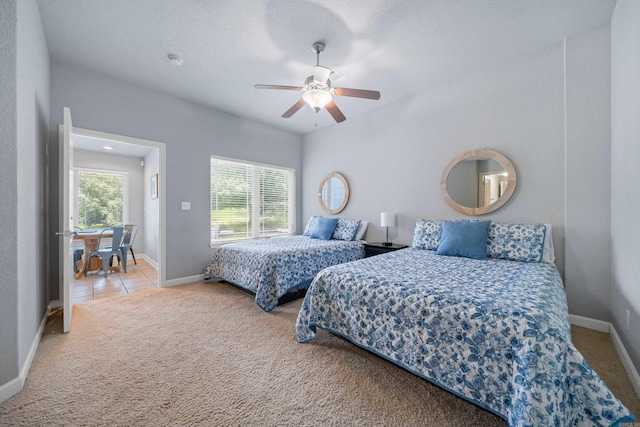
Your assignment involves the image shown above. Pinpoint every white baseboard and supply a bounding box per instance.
[570,313,640,400]
[0,306,50,405]
[610,324,640,398]
[137,253,158,270]
[569,314,610,332]
[163,275,204,287]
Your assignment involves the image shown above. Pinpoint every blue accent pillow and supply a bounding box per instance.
[310,217,339,240]
[436,220,491,260]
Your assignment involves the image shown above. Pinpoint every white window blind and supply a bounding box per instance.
[210,156,294,245]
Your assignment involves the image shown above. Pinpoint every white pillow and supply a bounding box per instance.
[355,221,369,241]
[543,224,555,264]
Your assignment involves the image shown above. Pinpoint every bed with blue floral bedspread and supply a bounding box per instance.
[296,247,634,426]
[204,235,364,312]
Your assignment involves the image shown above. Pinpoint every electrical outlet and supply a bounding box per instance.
[181,202,191,211]
[627,310,631,331]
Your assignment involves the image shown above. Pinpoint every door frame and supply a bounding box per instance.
[60,126,167,297]
[74,126,167,288]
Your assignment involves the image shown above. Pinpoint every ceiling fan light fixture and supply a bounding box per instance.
[303,89,332,112]
[254,41,380,123]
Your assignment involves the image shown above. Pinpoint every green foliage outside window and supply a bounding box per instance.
[77,171,124,229]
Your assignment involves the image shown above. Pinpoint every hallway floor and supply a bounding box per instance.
[73,257,158,302]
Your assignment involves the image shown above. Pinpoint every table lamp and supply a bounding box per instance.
[381,212,396,246]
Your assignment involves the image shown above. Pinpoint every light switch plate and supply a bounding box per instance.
[181,202,191,210]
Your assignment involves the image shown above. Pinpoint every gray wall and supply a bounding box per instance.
[0,0,19,388]
[144,148,160,264]
[0,0,50,389]
[302,25,611,321]
[49,61,303,287]
[565,25,612,323]
[611,0,640,375]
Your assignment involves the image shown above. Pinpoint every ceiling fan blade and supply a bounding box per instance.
[325,101,346,123]
[254,84,303,91]
[314,66,332,84]
[281,99,307,118]
[334,87,381,100]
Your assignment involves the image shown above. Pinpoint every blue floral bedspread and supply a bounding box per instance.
[296,248,634,426]
[204,235,364,312]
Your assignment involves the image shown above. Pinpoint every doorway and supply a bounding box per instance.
[64,127,166,303]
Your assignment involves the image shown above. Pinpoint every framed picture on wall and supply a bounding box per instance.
[151,173,158,199]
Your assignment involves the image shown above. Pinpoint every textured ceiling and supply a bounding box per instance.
[37,0,615,135]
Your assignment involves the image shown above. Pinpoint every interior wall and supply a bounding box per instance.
[611,0,640,374]
[144,148,160,264]
[17,0,50,371]
[49,61,303,286]
[0,0,19,388]
[303,41,566,271]
[73,149,146,256]
[565,25,612,322]
[0,0,50,394]
[302,25,611,322]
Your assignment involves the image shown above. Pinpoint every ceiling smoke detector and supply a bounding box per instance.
[167,53,183,66]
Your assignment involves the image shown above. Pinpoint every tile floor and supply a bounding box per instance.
[73,257,158,303]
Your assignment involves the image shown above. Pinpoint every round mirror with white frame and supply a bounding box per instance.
[441,149,517,215]
[318,172,350,214]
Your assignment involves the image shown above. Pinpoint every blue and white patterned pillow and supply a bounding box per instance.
[303,216,321,236]
[332,218,362,241]
[411,219,442,250]
[487,223,547,263]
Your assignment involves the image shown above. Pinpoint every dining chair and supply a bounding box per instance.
[73,226,84,274]
[84,227,126,277]
[118,224,138,270]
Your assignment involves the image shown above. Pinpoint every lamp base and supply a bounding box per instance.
[382,242,393,247]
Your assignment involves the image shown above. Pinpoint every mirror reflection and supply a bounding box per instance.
[441,149,516,215]
[318,172,350,214]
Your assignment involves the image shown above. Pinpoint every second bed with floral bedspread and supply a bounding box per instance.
[204,235,364,312]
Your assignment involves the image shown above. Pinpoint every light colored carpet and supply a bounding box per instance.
[0,282,637,426]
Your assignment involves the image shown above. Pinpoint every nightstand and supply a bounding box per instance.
[363,242,409,258]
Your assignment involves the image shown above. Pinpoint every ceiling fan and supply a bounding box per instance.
[254,42,381,123]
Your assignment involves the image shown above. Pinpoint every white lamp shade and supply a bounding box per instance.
[381,212,396,227]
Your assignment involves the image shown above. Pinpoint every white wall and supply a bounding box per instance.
[611,0,640,374]
[49,61,303,289]
[302,25,611,321]
[0,0,50,396]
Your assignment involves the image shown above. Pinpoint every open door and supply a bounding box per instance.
[61,107,75,332]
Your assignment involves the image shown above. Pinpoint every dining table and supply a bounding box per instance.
[73,229,125,279]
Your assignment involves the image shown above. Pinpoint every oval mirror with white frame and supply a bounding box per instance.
[318,172,350,214]
[441,149,517,215]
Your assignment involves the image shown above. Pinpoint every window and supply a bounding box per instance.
[210,156,295,245]
[74,169,128,229]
